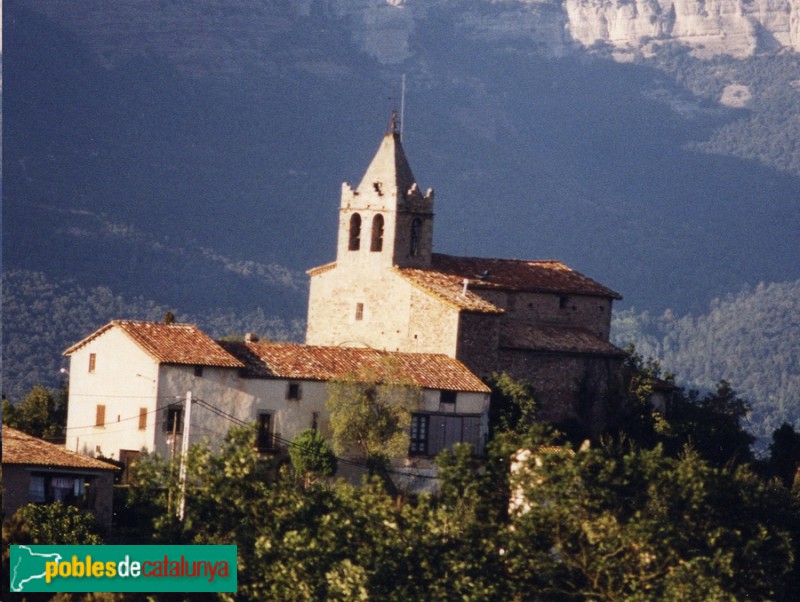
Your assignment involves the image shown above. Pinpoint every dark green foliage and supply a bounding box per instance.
[289,429,337,484]
[486,372,538,436]
[767,423,800,487]
[507,443,795,601]
[118,423,800,600]
[2,384,67,440]
[613,280,800,443]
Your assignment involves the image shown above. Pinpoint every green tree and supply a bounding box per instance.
[326,358,421,467]
[506,442,794,600]
[2,383,67,439]
[767,422,800,487]
[289,429,337,486]
[486,372,537,436]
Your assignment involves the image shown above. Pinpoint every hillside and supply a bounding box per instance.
[1,270,305,403]
[612,280,800,442]
[4,0,799,318]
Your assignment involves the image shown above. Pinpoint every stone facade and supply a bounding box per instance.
[307,123,626,433]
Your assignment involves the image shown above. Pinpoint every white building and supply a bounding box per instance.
[64,320,491,477]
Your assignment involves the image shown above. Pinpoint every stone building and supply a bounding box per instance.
[307,119,626,432]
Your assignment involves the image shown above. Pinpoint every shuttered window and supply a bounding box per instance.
[410,413,484,457]
[138,407,148,430]
[95,404,106,427]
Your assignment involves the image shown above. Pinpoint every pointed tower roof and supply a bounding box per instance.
[356,113,417,199]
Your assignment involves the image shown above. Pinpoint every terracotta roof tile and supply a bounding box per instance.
[219,342,490,393]
[500,321,626,356]
[397,254,621,310]
[64,321,244,368]
[2,426,118,471]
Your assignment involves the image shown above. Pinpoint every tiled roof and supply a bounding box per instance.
[396,265,504,313]
[500,321,626,356]
[64,321,245,368]
[2,426,118,471]
[397,254,621,311]
[219,342,490,393]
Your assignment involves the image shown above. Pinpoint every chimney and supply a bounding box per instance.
[244,332,260,343]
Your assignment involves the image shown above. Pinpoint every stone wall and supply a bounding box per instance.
[497,349,626,434]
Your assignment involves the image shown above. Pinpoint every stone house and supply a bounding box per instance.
[307,120,626,433]
[2,425,118,526]
[63,320,490,474]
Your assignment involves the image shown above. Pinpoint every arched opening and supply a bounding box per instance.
[410,218,422,256]
[370,214,384,252]
[348,213,361,251]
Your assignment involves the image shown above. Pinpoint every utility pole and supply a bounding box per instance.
[177,390,192,520]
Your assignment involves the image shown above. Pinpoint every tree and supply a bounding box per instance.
[326,358,421,467]
[767,422,800,487]
[506,442,794,600]
[2,384,67,439]
[486,372,537,437]
[289,429,337,486]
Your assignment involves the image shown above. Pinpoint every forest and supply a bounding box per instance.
[4,370,800,601]
[611,279,800,444]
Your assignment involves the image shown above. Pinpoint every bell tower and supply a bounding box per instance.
[336,113,434,269]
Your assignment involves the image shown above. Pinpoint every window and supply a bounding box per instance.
[348,213,362,251]
[311,411,319,430]
[138,407,148,430]
[409,413,484,457]
[287,382,301,400]
[355,302,364,321]
[410,218,422,256]
[440,390,457,405]
[257,413,276,451]
[163,405,183,434]
[95,404,106,427]
[559,295,569,309]
[88,353,97,373]
[409,414,429,455]
[194,366,204,377]
[370,214,384,252]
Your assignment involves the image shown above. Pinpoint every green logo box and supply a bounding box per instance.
[10,544,237,593]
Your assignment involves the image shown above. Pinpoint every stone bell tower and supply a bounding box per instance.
[336,112,435,270]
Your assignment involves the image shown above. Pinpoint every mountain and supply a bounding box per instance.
[612,280,800,443]
[3,0,799,406]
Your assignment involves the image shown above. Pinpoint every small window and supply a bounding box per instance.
[440,390,457,405]
[559,295,569,309]
[409,414,429,456]
[95,404,106,427]
[194,366,204,377]
[138,407,148,430]
[370,214,384,252]
[355,302,364,321]
[257,413,275,451]
[163,406,183,434]
[349,213,362,251]
[311,411,319,431]
[287,382,301,400]
[410,218,422,256]
[88,353,97,373]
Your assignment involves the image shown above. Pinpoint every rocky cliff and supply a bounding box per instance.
[24,0,799,76]
[562,0,800,58]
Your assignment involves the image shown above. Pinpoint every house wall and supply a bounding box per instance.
[497,350,625,434]
[65,328,160,459]
[1,464,115,526]
[152,367,333,458]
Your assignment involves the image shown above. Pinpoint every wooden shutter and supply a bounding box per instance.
[138,408,147,430]
[95,404,106,427]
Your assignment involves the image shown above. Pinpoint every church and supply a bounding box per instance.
[306,115,627,433]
